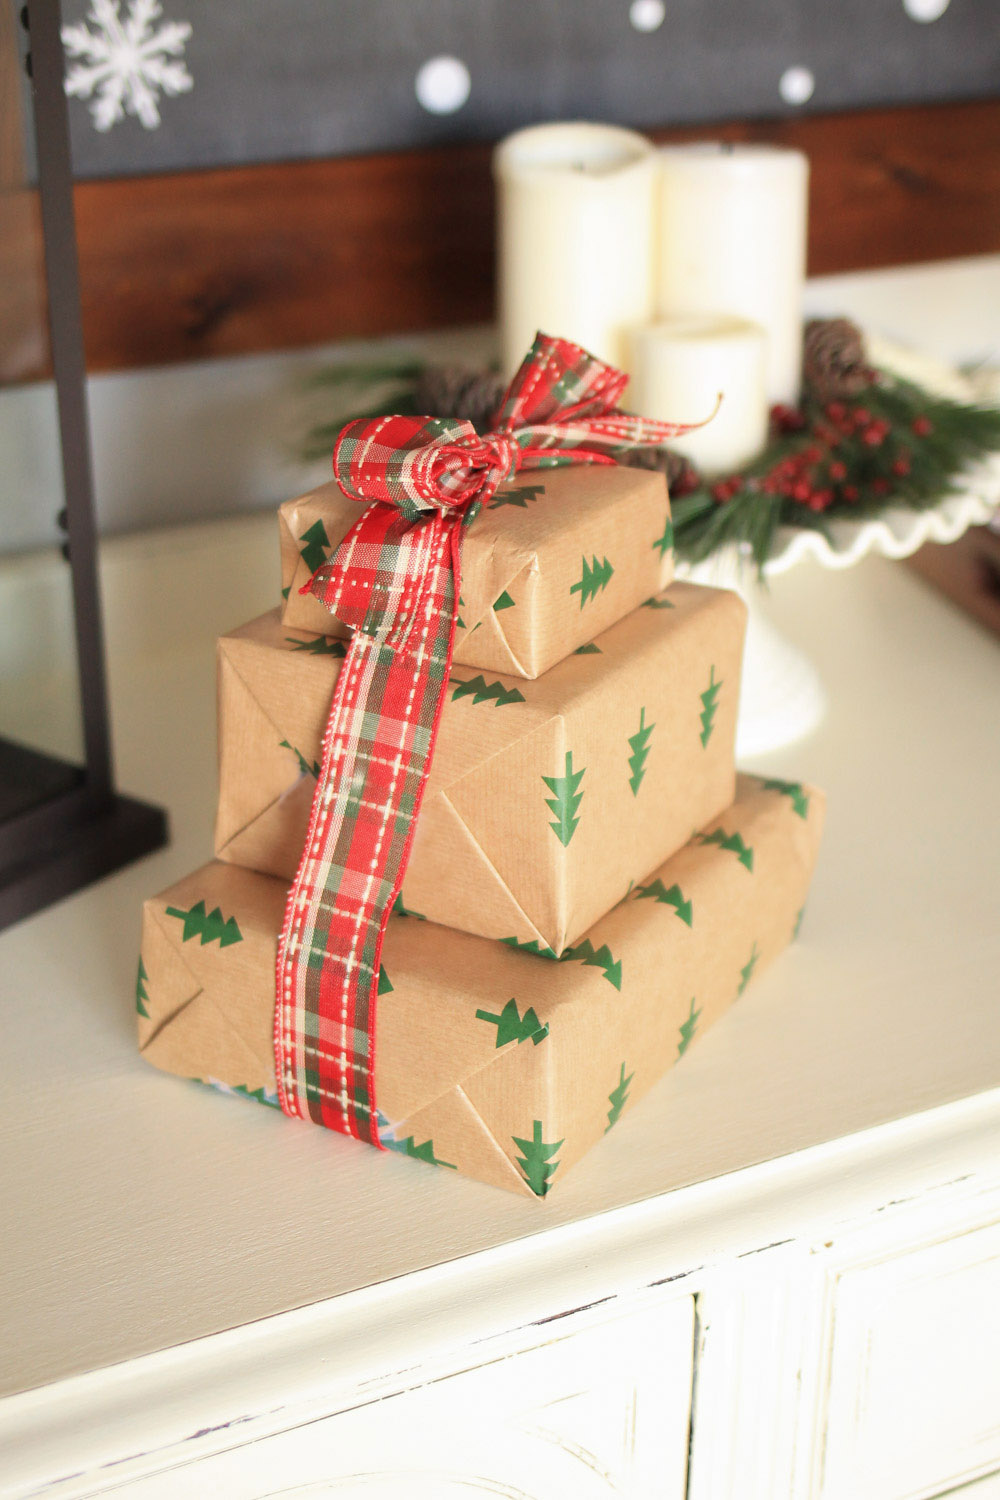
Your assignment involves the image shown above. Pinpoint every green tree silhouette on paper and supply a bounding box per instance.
[695,827,754,871]
[605,1063,634,1132]
[761,777,810,819]
[285,634,347,657]
[699,666,722,748]
[165,899,243,948]
[513,1120,564,1197]
[475,998,549,1048]
[570,554,614,609]
[298,519,331,573]
[279,739,320,778]
[738,942,760,996]
[450,675,526,707]
[560,938,622,991]
[490,483,546,510]
[677,998,701,1057]
[652,513,674,561]
[136,956,150,1018]
[542,751,585,847]
[627,706,655,796]
[634,879,693,927]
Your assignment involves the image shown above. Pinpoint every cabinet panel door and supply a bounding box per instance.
[105,1295,694,1500]
[821,1219,1000,1500]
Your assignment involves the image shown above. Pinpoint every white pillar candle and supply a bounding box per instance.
[627,316,769,477]
[494,122,658,377]
[656,143,809,405]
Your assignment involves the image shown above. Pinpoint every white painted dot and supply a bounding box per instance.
[903,0,950,19]
[779,65,815,106]
[415,55,471,115]
[630,0,666,31]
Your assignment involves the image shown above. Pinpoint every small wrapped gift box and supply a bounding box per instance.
[278,465,675,679]
[141,776,824,1197]
[215,581,746,956]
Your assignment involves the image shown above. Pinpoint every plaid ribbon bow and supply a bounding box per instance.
[275,333,704,1144]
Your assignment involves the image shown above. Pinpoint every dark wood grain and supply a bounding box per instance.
[3,98,999,382]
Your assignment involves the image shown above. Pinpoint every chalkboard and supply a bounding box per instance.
[60,0,1000,180]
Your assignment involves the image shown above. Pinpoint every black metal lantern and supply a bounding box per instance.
[0,0,167,928]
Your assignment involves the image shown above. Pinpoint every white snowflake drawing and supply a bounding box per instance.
[62,0,192,133]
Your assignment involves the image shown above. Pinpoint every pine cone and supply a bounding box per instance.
[413,365,509,432]
[802,318,874,400]
[619,445,701,496]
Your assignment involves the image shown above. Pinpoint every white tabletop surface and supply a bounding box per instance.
[2,253,1000,1403]
[2,525,1000,1401]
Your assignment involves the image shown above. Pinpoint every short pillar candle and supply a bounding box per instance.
[627,315,769,477]
[656,143,809,406]
[494,122,658,378]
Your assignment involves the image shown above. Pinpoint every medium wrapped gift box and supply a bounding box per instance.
[214,581,746,955]
[141,776,824,1197]
[278,465,674,679]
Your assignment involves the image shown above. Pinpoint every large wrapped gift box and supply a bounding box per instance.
[215,581,746,956]
[279,466,674,679]
[142,776,824,1197]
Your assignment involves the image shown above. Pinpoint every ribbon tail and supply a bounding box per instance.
[275,517,462,1145]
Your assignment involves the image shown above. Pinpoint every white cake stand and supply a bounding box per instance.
[675,342,1000,758]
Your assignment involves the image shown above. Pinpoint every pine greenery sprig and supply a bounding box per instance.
[302,359,426,461]
[668,372,1000,574]
[299,340,1000,577]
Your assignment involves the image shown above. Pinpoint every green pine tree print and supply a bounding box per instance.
[560,938,622,991]
[761,777,810,819]
[699,666,722,748]
[634,878,693,927]
[501,935,559,960]
[605,1063,634,1132]
[542,751,585,847]
[383,1133,456,1168]
[165,899,243,947]
[677,998,701,1056]
[281,586,291,601]
[489,482,546,510]
[652,513,674,560]
[574,642,602,655]
[793,906,805,941]
[570,554,614,609]
[738,942,760,996]
[298,520,331,573]
[377,965,393,995]
[392,892,427,921]
[696,827,754,871]
[450,674,526,707]
[475,998,549,1048]
[285,635,347,657]
[643,594,675,609]
[627,707,655,796]
[493,589,515,612]
[279,739,320,778]
[513,1120,564,1197]
[136,956,150,1018]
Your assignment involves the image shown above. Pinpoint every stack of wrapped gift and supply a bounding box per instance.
[139,462,824,1197]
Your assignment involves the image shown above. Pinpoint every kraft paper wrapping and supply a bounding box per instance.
[140,776,825,1198]
[214,582,747,956]
[278,465,675,679]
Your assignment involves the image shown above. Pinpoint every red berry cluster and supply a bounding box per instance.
[707,399,935,514]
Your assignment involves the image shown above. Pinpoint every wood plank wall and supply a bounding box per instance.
[2,98,999,383]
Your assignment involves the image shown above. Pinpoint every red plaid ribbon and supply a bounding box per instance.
[275,333,705,1144]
